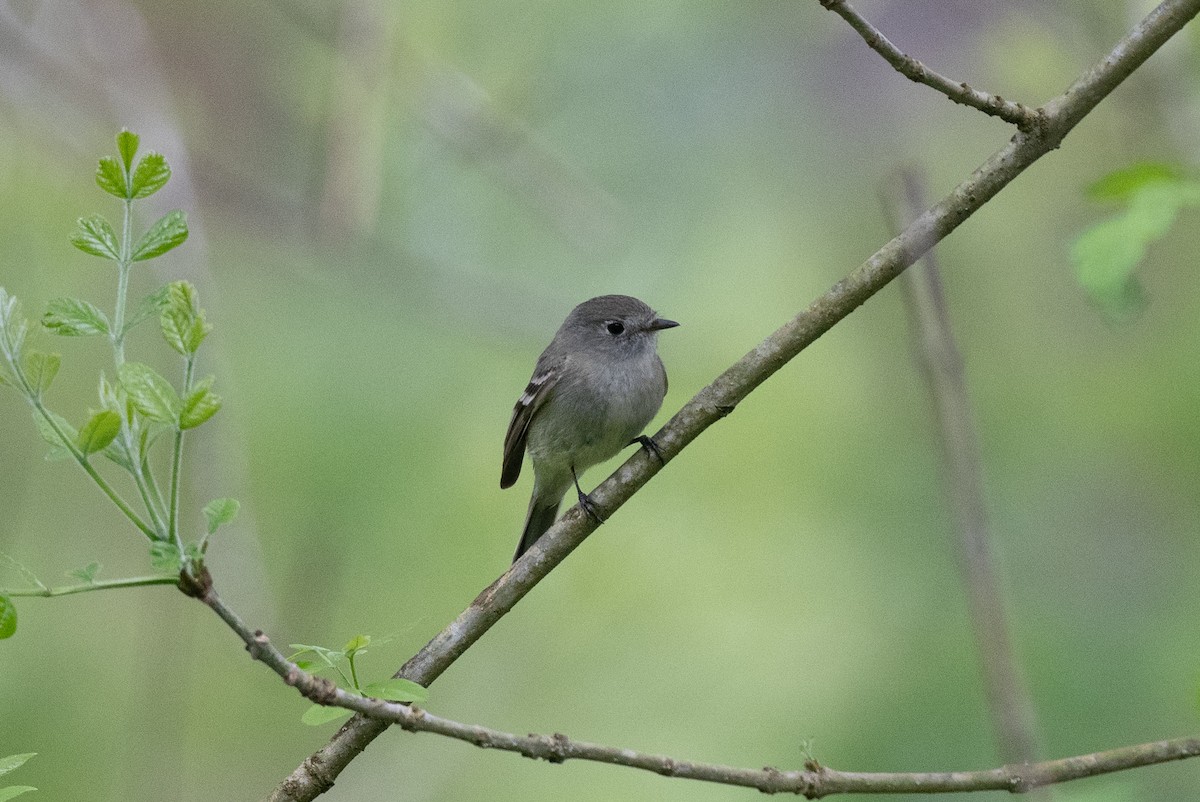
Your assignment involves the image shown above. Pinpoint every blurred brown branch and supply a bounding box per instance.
[885,170,1046,774]
[269,1,1200,799]
[818,0,1041,129]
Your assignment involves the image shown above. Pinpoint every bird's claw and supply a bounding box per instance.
[631,434,666,464]
[571,465,605,525]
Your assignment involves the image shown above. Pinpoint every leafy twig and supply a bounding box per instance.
[2,574,178,598]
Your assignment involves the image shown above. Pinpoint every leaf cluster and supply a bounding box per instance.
[289,635,429,726]
[0,131,237,639]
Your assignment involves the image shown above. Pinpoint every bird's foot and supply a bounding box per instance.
[571,466,605,524]
[630,434,666,464]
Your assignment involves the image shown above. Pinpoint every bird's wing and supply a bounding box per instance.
[500,364,560,489]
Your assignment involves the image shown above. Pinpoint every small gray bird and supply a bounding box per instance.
[502,295,678,562]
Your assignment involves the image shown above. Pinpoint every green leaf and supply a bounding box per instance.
[96,156,128,198]
[0,754,35,778]
[33,409,76,460]
[116,129,139,172]
[0,596,16,639]
[67,562,101,583]
[1087,163,1180,201]
[77,410,122,454]
[69,215,120,260]
[118,362,181,424]
[43,297,110,337]
[130,152,171,199]
[361,678,428,703]
[1072,181,1189,320]
[22,352,60,397]
[131,210,188,262]
[101,438,135,472]
[179,383,221,430]
[0,786,37,801]
[301,705,352,726]
[149,542,182,572]
[203,498,240,535]
[124,287,170,334]
[1072,218,1146,319]
[343,634,370,655]
[160,281,210,355]
[0,288,29,363]
[288,644,344,668]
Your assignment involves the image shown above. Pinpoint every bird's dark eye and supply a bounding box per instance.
[606,321,625,335]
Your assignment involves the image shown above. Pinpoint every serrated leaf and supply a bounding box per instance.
[301,705,352,726]
[131,210,188,262]
[96,156,128,198]
[0,754,35,778]
[69,215,120,260]
[22,352,60,397]
[361,678,428,703]
[180,384,221,430]
[124,286,170,334]
[77,410,122,454]
[33,408,76,460]
[118,362,180,424]
[43,297,110,337]
[1087,163,1180,201]
[116,129,139,171]
[131,152,171,199]
[0,786,37,801]
[0,596,16,639]
[160,281,209,355]
[67,562,101,583]
[149,542,181,572]
[203,498,240,535]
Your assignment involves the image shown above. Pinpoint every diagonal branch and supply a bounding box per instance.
[818,0,1042,130]
[201,574,1200,798]
[269,1,1200,799]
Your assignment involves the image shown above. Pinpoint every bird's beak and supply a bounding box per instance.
[648,317,679,331]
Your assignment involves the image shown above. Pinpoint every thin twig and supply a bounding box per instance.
[818,0,1042,130]
[198,580,1200,798]
[269,2,1200,799]
[2,574,178,597]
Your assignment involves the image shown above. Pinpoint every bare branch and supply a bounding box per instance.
[818,0,1041,129]
[199,574,1200,798]
[269,1,1200,798]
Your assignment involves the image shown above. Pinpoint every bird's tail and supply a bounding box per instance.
[513,494,562,562]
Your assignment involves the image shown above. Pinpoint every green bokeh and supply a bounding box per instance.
[1,2,1199,800]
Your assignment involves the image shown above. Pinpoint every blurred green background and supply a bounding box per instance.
[2,1,1200,800]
